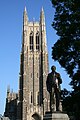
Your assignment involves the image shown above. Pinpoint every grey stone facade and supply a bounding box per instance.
[4,7,49,120]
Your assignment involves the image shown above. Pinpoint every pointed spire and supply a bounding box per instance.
[40,7,45,25]
[23,6,28,25]
[41,6,44,12]
[7,85,10,97]
[24,6,27,14]
[24,6,26,12]
[7,85,10,93]
[40,6,44,16]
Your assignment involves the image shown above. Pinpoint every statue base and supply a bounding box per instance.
[43,111,69,120]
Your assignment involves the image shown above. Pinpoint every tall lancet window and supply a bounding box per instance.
[30,32,33,51]
[31,92,33,103]
[36,32,39,51]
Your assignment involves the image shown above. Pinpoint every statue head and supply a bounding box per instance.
[51,65,56,72]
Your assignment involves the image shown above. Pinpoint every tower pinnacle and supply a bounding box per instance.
[40,7,45,25]
[23,6,28,26]
[41,6,44,12]
[4,7,49,120]
[24,6,26,12]
[7,85,10,93]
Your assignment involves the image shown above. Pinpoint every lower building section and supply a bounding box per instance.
[4,90,49,120]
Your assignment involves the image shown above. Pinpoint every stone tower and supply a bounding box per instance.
[4,7,49,120]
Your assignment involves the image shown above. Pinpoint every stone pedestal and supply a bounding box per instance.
[43,112,69,120]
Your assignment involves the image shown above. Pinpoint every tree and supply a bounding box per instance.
[51,0,80,119]
[51,0,80,91]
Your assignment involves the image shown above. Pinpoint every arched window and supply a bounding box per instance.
[30,32,33,51]
[36,32,39,51]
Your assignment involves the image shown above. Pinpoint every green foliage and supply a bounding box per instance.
[51,0,80,90]
[51,0,80,119]
[62,90,80,120]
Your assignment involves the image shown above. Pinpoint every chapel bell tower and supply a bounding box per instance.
[18,7,49,120]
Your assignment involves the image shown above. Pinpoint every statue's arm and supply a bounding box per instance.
[56,73,62,84]
[59,76,62,84]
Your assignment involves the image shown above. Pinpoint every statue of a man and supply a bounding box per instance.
[46,65,62,112]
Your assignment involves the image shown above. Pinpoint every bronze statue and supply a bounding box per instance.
[46,65,62,112]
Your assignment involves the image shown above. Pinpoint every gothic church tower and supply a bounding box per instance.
[4,7,49,120]
[18,7,49,120]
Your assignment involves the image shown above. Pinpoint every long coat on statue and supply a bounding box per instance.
[46,72,62,93]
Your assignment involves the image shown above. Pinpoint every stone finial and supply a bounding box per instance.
[24,6,26,12]
[23,6,28,25]
[7,85,10,93]
[41,6,44,11]
[40,6,45,25]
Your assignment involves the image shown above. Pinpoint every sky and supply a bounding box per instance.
[0,0,71,115]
